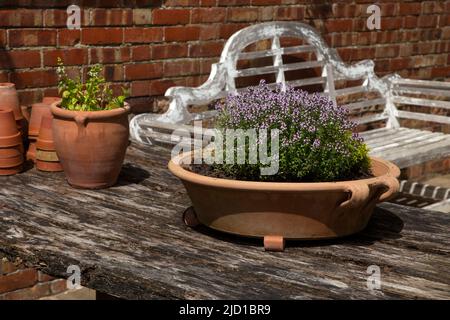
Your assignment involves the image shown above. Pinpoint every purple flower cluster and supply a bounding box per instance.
[215,80,371,181]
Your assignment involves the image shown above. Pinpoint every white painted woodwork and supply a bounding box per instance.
[129,22,450,168]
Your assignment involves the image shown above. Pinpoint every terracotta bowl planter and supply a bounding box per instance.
[169,153,400,251]
[50,102,130,189]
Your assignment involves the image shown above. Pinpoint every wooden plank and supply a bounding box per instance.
[360,128,408,140]
[343,98,386,111]
[238,45,316,60]
[397,111,450,125]
[286,76,326,87]
[393,78,450,89]
[393,87,450,98]
[0,143,449,299]
[335,85,367,97]
[380,137,450,168]
[139,130,209,149]
[359,127,393,137]
[233,60,323,77]
[354,114,388,124]
[363,129,408,144]
[392,96,450,110]
[371,134,449,159]
[366,129,426,148]
[370,131,443,152]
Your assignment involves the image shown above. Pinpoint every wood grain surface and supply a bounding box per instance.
[0,143,449,299]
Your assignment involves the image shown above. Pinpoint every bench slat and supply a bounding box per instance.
[370,131,443,152]
[360,128,408,139]
[233,60,324,77]
[393,87,450,98]
[393,78,450,89]
[365,129,423,147]
[354,114,388,124]
[374,135,450,168]
[393,96,450,109]
[397,110,450,125]
[334,85,367,97]
[343,98,386,111]
[238,45,316,60]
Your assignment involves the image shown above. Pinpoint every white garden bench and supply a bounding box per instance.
[130,21,450,169]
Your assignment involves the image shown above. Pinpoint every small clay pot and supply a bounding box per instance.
[36,115,63,172]
[0,146,23,168]
[0,164,23,176]
[27,102,52,137]
[26,141,36,162]
[0,109,22,147]
[0,83,22,121]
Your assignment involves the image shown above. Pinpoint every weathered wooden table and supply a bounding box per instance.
[0,143,449,299]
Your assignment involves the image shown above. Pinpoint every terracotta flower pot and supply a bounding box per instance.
[36,115,63,172]
[0,83,26,138]
[26,102,52,138]
[0,147,23,168]
[26,142,36,162]
[0,109,24,176]
[169,153,400,250]
[50,102,130,189]
[0,109,22,147]
[0,83,22,121]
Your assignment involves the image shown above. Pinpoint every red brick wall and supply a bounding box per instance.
[0,1,448,114]
[0,257,67,300]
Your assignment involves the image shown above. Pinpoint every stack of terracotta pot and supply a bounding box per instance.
[0,83,25,175]
[35,115,63,172]
[23,97,60,163]
[0,109,24,175]
[0,83,26,138]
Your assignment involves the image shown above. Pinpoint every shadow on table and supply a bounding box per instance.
[115,163,150,186]
[190,207,404,249]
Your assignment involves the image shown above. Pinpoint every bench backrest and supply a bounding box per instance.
[164,21,397,130]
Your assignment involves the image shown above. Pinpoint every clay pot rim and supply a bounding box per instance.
[50,101,130,120]
[169,152,401,191]
[0,108,15,114]
[0,108,23,121]
[0,132,21,146]
[0,83,15,89]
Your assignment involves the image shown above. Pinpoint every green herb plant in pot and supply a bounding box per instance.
[51,58,130,189]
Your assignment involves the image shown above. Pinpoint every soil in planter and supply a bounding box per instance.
[184,163,374,182]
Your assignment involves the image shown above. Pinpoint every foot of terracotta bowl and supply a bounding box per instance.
[264,236,285,252]
[183,207,200,228]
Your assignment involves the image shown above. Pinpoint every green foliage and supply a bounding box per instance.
[56,58,128,111]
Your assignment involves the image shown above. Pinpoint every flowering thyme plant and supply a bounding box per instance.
[214,81,371,182]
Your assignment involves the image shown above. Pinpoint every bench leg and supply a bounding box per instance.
[183,206,200,228]
[264,236,285,252]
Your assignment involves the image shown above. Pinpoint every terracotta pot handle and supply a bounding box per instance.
[372,176,399,202]
[339,181,370,209]
[74,114,88,127]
